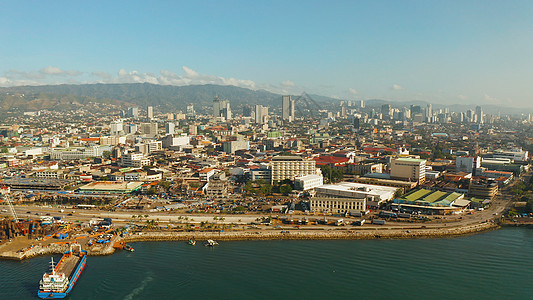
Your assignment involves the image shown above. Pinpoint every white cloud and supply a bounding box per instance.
[40,66,81,76]
[1,66,257,90]
[392,84,404,90]
[458,94,467,100]
[281,80,295,87]
[349,88,358,95]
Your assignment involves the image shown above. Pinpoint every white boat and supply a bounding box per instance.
[204,239,219,247]
[187,239,196,246]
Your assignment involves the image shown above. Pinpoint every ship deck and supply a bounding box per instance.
[56,254,81,279]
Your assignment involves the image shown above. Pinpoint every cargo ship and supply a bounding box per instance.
[38,244,87,299]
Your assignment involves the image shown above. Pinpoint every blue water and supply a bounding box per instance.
[2,228,533,299]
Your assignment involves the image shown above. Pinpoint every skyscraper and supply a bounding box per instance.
[127,107,139,118]
[165,122,175,135]
[147,106,153,120]
[475,106,483,124]
[282,95,295,122]
[186,103,195,117]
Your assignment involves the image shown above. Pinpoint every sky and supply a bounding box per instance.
[1,1,533,108]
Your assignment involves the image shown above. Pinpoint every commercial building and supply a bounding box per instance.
[120,152,150,168]
[294,174,324,191]
[223,139,249,154]
[469,180,498,199]
[282,95,295,122]
[392,189,468,214]
[315,182,398,207]
[77,181,143,194]
[50,146,104,160]
[140,123,158,137]
[147,106,153,120]
[3,178,71,191]
[250,168,272,182]
[456,156,480,174]
[270,156,317,183]
[390,157,426,184]
[309,196,366,214]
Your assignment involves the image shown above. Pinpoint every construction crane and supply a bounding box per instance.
[3,193,26,236]
[4,194,19,223]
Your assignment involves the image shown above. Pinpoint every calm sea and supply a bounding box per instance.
[2,228,533,299]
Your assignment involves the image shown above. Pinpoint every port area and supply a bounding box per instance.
[0,220,117,260]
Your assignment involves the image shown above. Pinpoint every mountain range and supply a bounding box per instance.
[0,83,529,115]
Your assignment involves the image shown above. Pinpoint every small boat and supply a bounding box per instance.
[204,239,219,247]
[187,239,196,246]
[123,245,135,252]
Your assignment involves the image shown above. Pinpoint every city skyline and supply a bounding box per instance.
[2,1,533,108]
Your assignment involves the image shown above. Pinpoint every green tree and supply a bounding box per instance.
[280,184,293,196]
[102,150,111,159]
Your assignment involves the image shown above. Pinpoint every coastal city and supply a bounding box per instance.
[1,93,532,261]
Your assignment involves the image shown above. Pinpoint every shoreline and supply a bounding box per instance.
[0,220,504,260]
[123,221,500,242]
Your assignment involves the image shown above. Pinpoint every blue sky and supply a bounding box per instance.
[1,1,533,108]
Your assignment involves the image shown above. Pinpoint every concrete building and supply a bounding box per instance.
[147,106,153,120]
[135,141,162,155]
[120,152,150,168]
[492,148,529,162]
[50,146,104,160]
[110,120,123,135]
[309,196,366,214]
[127,107,139,118]
[282,95,295,122]
[140,123,158,137]
[269,155,317,183]
[294,174,324,191]
[78,181,143,194]
[315,182,398,206]
[456,156,480,174]
[250,168,272,182]
[223,139,249,154]
[255,104,268,124]
[161,134,190,149]
[165,122,175,135]
[390,158,426,183]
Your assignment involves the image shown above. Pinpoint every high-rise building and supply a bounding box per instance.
[140,123,158,137]
[282,95,295,122]
[127,107,139,118]
[147,106,153,120]
[255,104,264,124]
[213,97,231,120]
[426,104,432,120]
[381,104,392,120]
[390,158,426,184]
[186,103,195,117]
[475,106,483,124]
[269,155,317,183]
[353,117,360,130]
[110,120,123,135]
[165,122,175,135]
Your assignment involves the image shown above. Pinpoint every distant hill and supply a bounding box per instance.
[0,83,529,115]
[0,83,306,111]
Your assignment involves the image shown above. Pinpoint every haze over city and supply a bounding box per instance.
[1,1,533,108]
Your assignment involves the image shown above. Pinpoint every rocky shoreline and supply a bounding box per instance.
[124,221,500,242]
[0,221,500,260]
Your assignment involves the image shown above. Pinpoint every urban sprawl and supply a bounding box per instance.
[1,95,533,258]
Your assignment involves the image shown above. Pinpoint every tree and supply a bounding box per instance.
[280,184,293,196]
[102,150,111,159]
[259,183,273,196]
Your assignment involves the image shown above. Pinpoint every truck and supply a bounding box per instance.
[373,219,386,225]
[354,219,366,226]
